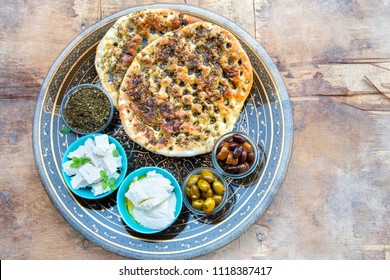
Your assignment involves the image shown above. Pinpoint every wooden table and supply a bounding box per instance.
[1,0,389,260]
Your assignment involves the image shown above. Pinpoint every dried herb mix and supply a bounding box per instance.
[63,87,111,133]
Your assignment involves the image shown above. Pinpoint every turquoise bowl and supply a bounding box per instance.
[61,134,128,199]
[117,167,182,234]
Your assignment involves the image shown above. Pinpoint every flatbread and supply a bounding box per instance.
[95,9,201,108]
[118,21,253,157]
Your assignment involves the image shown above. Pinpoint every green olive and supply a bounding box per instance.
[201,169,215,183]
[212,194,223,205]
[187,174,199,186]
[192,199,204,210]
[185,186,192,198]
[190,185,200,200]
[212,180,225,195]
[204,188,214,198]
[203,197,216,214]
[197,179,210,192]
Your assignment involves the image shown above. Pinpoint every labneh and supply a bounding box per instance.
[125,171,176,230]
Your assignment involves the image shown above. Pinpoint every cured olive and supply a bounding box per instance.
[239,150,247,163]
[212,180,225,195]
[233,133,246,143]
[192,199,204,210]
[212,194,223,205]
[223,165,239,174]
[236,163,249,173]
[201,169,215,183]
[247,151,254,163]
[197,179,210,192]
[187,174,199,186]
[203,197,216,214]
[190,185,200,200]
[232,145,243,159]
[185,186,192,198]
[204,188,214,198]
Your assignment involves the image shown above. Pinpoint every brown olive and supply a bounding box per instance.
[226,136,234,143]
[232,145,243,159]
[229,142,240,149]
[223,165,239,174]
[192,199,204,210]
[190,185,200,199]
[201,169,215,183]
[212,180,225,195]
[203,197,216,214]
[212,194,223,205]
[197,179,210,192]
[233,133,246,143]
[239,150,247,163]
[247,151,254,163]
[236,163,249,173]
[187,174,199,186]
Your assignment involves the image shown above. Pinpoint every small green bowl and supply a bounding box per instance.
[61,134,127,199]
[117,167,183,234]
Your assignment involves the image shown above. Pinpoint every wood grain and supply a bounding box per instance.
[0,0,389,259]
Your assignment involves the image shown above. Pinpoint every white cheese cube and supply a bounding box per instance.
[83,138,95,153]
[63,160,78,176]
[68,146,88,159]
[111,172,120,180]
[103,155,120,175]
[86,151,104,167]
[92,145,108,156]
[78,163,102,184]
[91,181,110,196]
[70,173,89,190]
[94,134,110,149]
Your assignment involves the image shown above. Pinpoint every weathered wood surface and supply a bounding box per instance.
[0,0,389,259]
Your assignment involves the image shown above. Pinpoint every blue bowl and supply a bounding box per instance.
[117,167,182,234]
[61,134,128,199]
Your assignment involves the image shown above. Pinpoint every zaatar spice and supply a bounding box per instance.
[63,86,111,133]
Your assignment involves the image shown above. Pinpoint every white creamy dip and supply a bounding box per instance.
[125,171,177,230]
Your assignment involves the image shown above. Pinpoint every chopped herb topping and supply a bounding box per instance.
[63,87,111,133]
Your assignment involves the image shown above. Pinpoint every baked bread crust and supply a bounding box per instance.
[95,9,201,108]
[118,21,253,157]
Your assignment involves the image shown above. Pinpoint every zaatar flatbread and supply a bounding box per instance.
[95,9,201,108]
[118,22,253,157]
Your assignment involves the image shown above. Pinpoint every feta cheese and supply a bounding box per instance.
[83,138,95,153]
[63,160,78,176]
[91,181,110,196]
[68,145,88,159]
[70,173,88,190]
[86,151,104,167]
[63,134,123,196]
[78,163,102,184]
[103,155,120,175]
